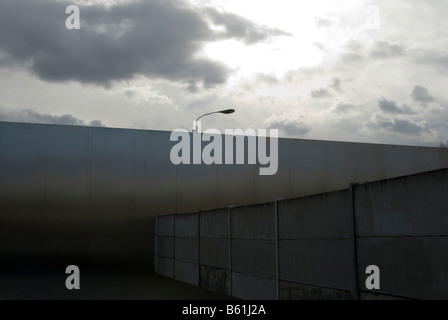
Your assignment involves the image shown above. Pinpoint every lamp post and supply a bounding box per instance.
[194,109,235,132]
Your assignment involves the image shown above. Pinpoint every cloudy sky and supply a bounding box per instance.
[0,0,447,146]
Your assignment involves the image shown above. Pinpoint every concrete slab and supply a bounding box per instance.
[158,236,174,258]
[280,280,355,300]
[355,169,448,237]
[200,265,229,295]
[200,238,229,269]
[175,213,198,237]
[175,261,199,286]
[279,239,355,291]
[175,237,198,263]
[231,203,276,240]
[279,189,352,240]
[357,236,448,300]
[232,240,276,279]
[231,272,276,300]
[200,208,229,238]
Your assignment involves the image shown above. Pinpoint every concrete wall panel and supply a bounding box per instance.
[157,236,174,259]
[200,265,229,295]
[232,203,276,240]
[231,272,276,300]
[279,239,354,291]
[279,189,351,240]
[280,280,355,300]
[232,240,276,279]
[200,238,229,269]
[355,169,448,237]
[175,213,198,237]
[175,237,198,263]
[175,261,199,286]
[358,237,448,300]
[200,209,229,238]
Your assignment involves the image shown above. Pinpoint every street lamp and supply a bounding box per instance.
[194,109,235,132]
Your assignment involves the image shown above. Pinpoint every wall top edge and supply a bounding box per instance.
[0,120,445,150]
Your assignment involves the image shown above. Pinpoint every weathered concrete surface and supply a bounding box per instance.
[200,238,229,269]
[232,240,276,279]
[279,239,354,291]
[280,280,355,300]
[279,189,351,240]
[200,265,229,295]
[157,236,174,258]
[232,272,276,300]
[175,213,198,237]
[174,237,198,263]
[231,203,276,240]
[357,237,448,300]
[200,209,229,238]
[156,168,448,300]
[174,261,199,286]
[356,169,448,237]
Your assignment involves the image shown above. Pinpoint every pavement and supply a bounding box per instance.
[0,271,233,300]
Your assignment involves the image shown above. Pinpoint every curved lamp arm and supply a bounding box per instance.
[194,109,235,132]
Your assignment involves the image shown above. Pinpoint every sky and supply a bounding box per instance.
[0,0,447,146]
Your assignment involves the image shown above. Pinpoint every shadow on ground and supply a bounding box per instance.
[0,272,233,300]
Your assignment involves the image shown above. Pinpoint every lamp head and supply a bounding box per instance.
[220,109,235,114]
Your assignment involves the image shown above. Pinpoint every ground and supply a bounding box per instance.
[0,272,233,300]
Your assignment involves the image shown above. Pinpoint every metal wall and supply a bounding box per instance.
[1,121,447,271]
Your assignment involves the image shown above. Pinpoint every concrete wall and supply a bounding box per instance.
[1,121,448,271]
[155,169,448,300]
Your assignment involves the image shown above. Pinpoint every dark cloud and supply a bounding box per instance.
[268,120,311,137]
[333,102,357,114]
[378,98,413,114]
[89,120,105,127]
[330,77,342,93]
[373,118,431,135]
[203,7,291,45]
[340,52,364,65]
[411,86,434,103]
[0,107,105,127]
[0,0,288,89]
[311,88,331,99]
[186,80,200,93]
[370,41,405,59]
[414,49,448,72]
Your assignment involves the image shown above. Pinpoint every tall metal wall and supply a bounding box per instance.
[0,121,447,271]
